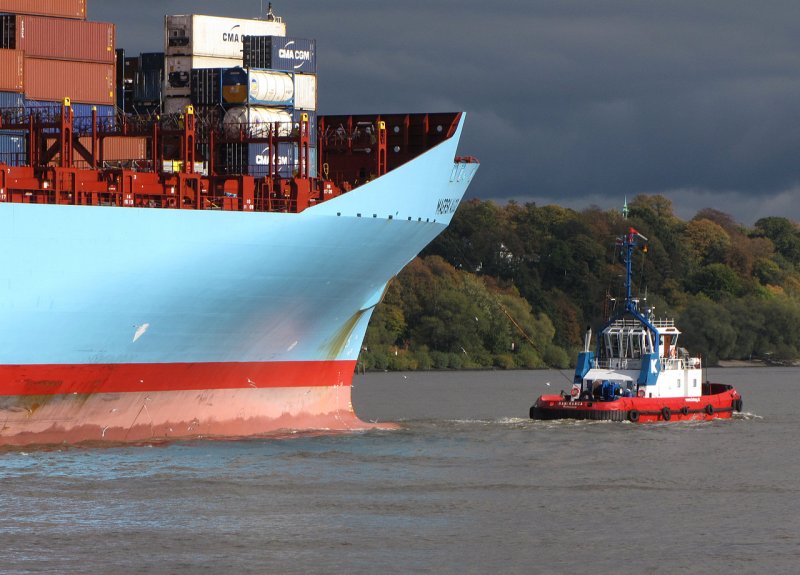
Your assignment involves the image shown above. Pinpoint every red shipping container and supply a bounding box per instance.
[0,15,114,64]
[0,49,24,92]
[25,58,114,105]
[79,136,148,161]
[0,0,86,20]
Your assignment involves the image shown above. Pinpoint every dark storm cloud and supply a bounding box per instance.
[91,1,800,223]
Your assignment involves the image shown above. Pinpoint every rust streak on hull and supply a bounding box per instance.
[0,386,397,447]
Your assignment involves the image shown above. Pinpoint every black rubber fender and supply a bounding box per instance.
[680,406,689,416]
[661,407,671,421]
[705,404,715,416]
[628,409,640,423]
[733,398,743,412]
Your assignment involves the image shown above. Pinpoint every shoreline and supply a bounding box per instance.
[358,360,800,374]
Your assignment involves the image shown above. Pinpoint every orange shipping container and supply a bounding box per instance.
[24,58,114,105]
[0,0,86,19]
[0,49,24,92]
[78,136,148,161]
[0,15,114,64]
[45,136,148,166]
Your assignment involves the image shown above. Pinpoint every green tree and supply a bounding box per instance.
[678,295,737,364]
[754,217,800,267]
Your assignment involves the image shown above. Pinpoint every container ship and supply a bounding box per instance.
[0,1,479,446]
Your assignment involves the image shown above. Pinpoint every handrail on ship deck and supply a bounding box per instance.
[0,104,470,215]
[592,356,699,371]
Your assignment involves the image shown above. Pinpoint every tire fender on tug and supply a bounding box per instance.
[705,404,714,416]
[628,409,640,423]
[661,407,671,421]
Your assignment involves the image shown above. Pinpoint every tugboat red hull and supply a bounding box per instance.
[530,383,743,423]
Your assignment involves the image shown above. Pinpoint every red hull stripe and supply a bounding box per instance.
[0,361,357,396]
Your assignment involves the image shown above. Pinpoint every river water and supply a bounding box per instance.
[0,368,797,574]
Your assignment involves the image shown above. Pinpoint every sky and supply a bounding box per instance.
[91,0,800,225]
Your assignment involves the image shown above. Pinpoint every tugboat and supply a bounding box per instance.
[530,227,743,423]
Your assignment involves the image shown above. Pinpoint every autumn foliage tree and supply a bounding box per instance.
[361,196,800,369]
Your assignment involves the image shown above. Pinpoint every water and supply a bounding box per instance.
[1,368,798,574]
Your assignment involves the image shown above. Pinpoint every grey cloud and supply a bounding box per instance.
[91,0,800,223]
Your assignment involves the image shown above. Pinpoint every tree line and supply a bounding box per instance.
[360,195,800,370]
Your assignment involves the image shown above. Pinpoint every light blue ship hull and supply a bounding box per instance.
[0,115,478,445]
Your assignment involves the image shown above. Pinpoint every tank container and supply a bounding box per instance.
[223,106,293,138]
[222,67,248,104]
[248,71,293,105]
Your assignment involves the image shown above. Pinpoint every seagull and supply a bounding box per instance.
[545,382,551,386]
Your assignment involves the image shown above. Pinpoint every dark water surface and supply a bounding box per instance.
[1,368,798,574]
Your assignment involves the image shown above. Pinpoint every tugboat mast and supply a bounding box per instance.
[604,227,660,358]
[623,227,647,314]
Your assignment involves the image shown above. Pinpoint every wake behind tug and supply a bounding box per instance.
[529,227,743,423]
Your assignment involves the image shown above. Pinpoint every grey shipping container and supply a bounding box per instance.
[243,36,316,73]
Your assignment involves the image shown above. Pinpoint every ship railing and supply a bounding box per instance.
[606,319,644,329]
[593,358,643,371]
[72,159,155,172]
[658,357,701,370]
[594,356,701,372]
[660,358,684,371]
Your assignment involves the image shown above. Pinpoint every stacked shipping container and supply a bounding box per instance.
[0,0,86,19]
[163,13,286,111]
[0,4,117,165]
[235,34,318,178]
[0,13,115,103]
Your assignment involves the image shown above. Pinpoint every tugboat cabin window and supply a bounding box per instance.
[603,322,654,361]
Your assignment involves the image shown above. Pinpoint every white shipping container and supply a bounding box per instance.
[293,74,317,111]
[248,70,294,104]
[165,55,242,97]
[166,14,286,59]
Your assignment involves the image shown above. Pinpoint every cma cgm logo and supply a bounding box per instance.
[255,149,290,165]
[223,25,242,43]
[278,41,312,67]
